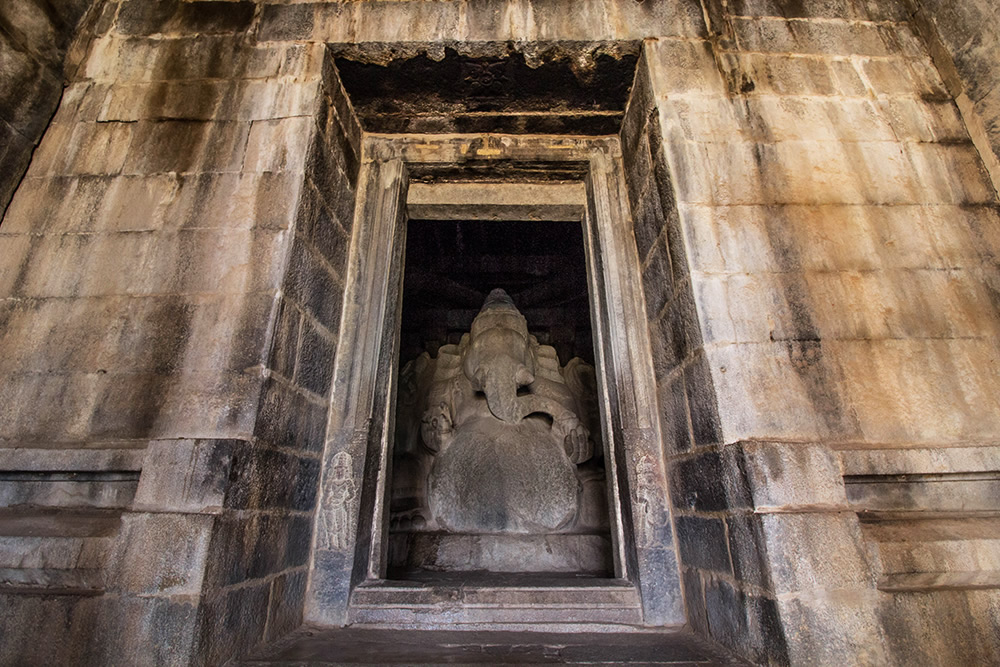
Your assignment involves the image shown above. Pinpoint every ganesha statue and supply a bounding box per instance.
[391,289,604,535]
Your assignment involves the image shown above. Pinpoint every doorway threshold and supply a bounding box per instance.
[347,573,646,630]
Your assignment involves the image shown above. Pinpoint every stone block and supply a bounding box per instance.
[108,512,214,596]
[623,126,652,217]
[620,52,654,174]
[0,370,98,442]
[54,122,133,176]
[117,0,255,36]
[641,239,672,319]
[637,545,686,625]
[703,340,860,444]
[134,439,235,513]
[879,97,968,143]
[905,141,996,204]
[729,441,847,511]
[665,278,701,359]
[776,590,887,666]
[284,237,345,331]
[287,514,313,568]
[20,121,67,180]
[135,227,288,296]
[147,369,262,441]
[704,578,788,666]
[684,352,724,447]
[96,174,180,232]
[244,117,315,174]
[731,17,897,57]
[669,450,748,512]
[259,3,316,42]
[322,57,362,157]
[268,299,301,380]
[715,52,868,97]
[203,511,294,588]
[832,337,1000,444]
[682,566,709,635]
[101,79,323,124]
[0,595,103,665]
[85,595,199,667]
[756,512,874,594]
[4,176,106,234]
[862,57,949,99]
[680,203,977,276]
[307,130,357,206]
[725,513,771,590]
[840,444,1000,477]
[633,180,667,268]
[646,39,728,96]
[648,306,681,380]
[124,120,250,175]
[675,515,732,575]
[197,580,270,666]
[301,184,352,275]
[226,447,321,513]
[266,570,308,642]
[725,0,869,20]
[657,373,692,454]
[254,376,329,454]
[163,171,305,231]
[879,589,1000,666]
[295,316,337,398]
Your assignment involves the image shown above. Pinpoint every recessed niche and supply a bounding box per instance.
[388,218,613,578]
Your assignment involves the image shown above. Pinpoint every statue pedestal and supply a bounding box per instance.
[388,532,612,575]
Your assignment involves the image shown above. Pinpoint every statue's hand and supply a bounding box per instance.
[555,415,592,464]
[420,403,453,453]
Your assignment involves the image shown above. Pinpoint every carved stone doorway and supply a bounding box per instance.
[305,134,682,629]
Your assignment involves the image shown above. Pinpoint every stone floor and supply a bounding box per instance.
[239,627,747,665]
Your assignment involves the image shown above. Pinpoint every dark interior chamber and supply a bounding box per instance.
[389,218,613,579]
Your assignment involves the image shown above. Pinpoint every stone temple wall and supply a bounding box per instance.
[1,1,999,665]
[0,3,359,662]
[618,2,1000,662]
[911,0,1000,193]
[0,0,97,214]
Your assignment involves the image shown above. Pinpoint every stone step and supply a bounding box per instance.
[0,507,123,596]
[0,567,105,596]
[0,447,143,510]
[349,576,644,629]
[861,513,1000,592]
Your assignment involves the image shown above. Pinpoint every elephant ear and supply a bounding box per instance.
[562,357,602,455]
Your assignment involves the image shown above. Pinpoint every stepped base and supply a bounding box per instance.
[389,532,613,575]
[348,574,644,629]
[240,626,744,665]
[0,507,121,596]
[861,513,1000,592]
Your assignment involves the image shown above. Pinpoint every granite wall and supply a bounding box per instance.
[0,0,97,217]
[0,2,357,664]
[910,0,1000,192]
[618,1,1000,663]
[2,0,999,665]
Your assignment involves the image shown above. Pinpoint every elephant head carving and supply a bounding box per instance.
[461,289,537,424]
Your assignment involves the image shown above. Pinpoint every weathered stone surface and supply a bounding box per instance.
[133,439,234,514]
[3,1,1000,665]
[676,516,732,576]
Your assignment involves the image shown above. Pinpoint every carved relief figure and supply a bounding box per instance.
[634,455,660,548]
[392,289,604,534]
[321,451,356,550]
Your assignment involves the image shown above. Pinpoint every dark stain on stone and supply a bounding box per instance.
[762,207,860,438]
